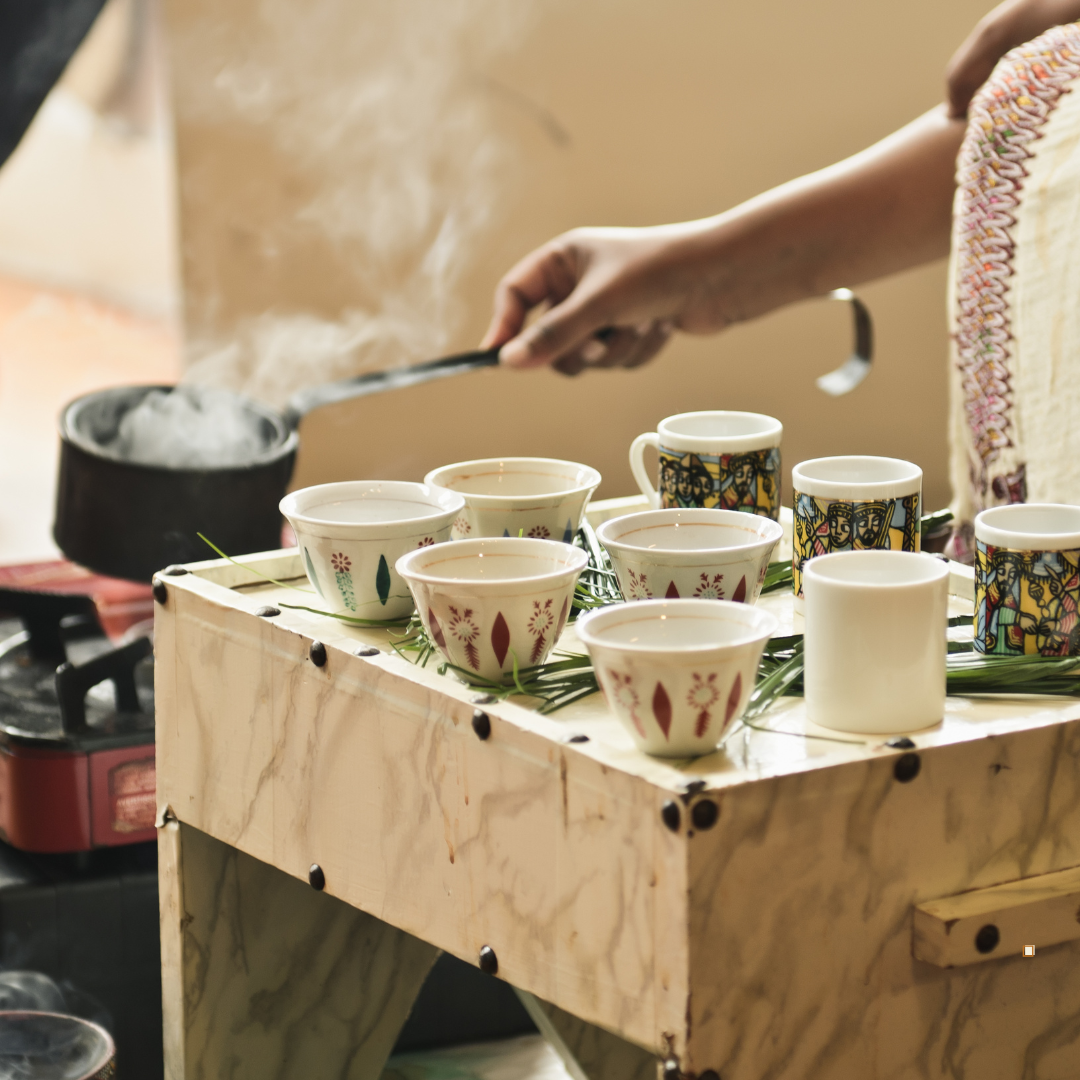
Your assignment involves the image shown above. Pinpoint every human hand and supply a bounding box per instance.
[946,0,1080,118]
[481,225,718,375]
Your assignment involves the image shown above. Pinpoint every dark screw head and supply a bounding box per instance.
[355,646,380,657]
[567,734,590,744]
[975,924,1000,954]
[472,694,496,705]
[887,737,916,750]
[662,1059,681,1080]
[152,579,167,605]
[255,606,281,618]
[472,710,491,740]
[691,799,719,831]
[478,945,498,975]
[309,641,327,667]
[163,565,189,576]
[661,800,681,832]
[699,1072,721,1080]
[308,864,325,891]
[683,777,707,798]
[893,753,921,783]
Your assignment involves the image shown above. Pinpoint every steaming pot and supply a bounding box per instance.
[53,350,499,582]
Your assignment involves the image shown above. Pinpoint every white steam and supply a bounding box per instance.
[103,387,268,468]
[173,0,548,407]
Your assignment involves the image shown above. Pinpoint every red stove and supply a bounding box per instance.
[0,561,156,852]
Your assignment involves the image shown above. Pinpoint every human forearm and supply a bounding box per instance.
[672,106,966,331]
[487,107,965,369]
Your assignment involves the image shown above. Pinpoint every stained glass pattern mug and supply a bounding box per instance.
[629,411,783,519]
[792,456,922,605]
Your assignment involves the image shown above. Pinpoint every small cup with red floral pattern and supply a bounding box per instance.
[424,457,601,542]
[396,537,588,682]
[280,481,464,620]
[576,598,777,757]
[596,508,782,605]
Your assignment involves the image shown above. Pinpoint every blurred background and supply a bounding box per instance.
[0,0,994,569]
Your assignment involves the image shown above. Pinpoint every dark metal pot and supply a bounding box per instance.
[55,385,297,582]
[52,350,499,583]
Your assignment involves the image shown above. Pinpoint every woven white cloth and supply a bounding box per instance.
[948,23,1080,548]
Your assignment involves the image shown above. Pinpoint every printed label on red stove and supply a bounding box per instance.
[108,758,156,832]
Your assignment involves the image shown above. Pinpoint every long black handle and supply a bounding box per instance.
[282,347,502,430]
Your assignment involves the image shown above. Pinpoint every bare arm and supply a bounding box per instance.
[484,0,1080,375]
[484,108,963,372]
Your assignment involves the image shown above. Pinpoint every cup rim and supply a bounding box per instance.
[280,480,464,530]
[803,549,949,590]
[576,598,778,653]
[656,411,782,453]
[974,502,1080,551]
[792,455,922,500]
[423,457,601,504]
[597,508,783,556]
[395,536,588,588]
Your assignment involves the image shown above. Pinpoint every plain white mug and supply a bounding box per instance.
[803,550,948,734]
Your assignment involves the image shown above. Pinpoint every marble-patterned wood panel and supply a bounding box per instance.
[157,550,1080,1074]
[156,579,683,1052]
[516,990,658,1080]
[682,721,1080,1078]
[159,820,438,1080]
[914,863,1080,967]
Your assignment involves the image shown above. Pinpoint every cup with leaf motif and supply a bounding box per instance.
[280,481,464,620]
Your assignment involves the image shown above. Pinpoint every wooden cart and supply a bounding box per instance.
[154,507,1080,1080]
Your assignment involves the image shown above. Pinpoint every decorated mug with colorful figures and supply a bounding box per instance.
[791,456,922,601]
[629,411,783,520]
[973,503,1080,656]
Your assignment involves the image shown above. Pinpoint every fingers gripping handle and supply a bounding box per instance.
[629,432,662,509]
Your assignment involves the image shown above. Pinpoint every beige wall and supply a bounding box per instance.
[164,0,992,512]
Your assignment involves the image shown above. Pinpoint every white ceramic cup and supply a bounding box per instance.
[280,481,464,620]
[791,455,923,606]
[424,457,601,542]
[629,411,783,517]
[973,503,1080,656]
[596,508,783,604]
[395,537,588,682]
[576,598,778,757]
[803,550,948,734]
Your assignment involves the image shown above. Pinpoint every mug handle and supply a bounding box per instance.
[629,433,662,509]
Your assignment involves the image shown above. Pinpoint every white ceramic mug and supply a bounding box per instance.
[629,411,782,518]
[791,455,922,604]
[973,503,1080,656]
[803,550,948,734]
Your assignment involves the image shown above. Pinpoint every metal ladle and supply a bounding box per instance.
[816,288,873,396]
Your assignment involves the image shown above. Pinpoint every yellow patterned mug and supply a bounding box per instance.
[974,503,1080,656]
[791,456,922,604]
[629,411,782,520]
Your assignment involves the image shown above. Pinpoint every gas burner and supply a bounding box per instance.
[0,578,156,853]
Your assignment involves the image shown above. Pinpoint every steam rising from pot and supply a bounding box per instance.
[173,0,546,406]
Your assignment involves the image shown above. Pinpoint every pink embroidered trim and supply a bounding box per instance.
[954,24,1080,502]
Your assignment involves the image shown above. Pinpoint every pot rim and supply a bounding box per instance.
[59,384,298,473]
